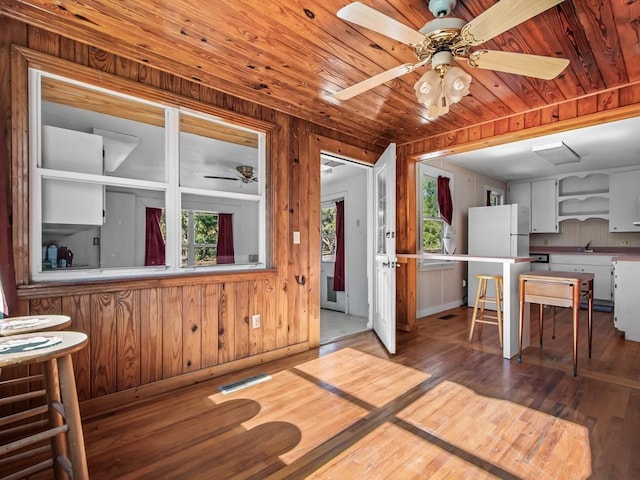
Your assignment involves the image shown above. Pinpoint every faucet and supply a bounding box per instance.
[584,241,592,252]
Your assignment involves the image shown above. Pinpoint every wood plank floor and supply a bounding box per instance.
[18,305,640,479]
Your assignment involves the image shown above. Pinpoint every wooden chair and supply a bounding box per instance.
[468,274,503,347]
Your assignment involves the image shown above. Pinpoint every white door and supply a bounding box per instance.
[373,144,396,354]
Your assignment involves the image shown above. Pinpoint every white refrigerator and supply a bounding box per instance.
[467,204,530,309]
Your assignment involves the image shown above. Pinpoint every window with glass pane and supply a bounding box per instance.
[321,204,337,261]
[30,70,266,281]
[376,167,387,255]
[420,174,443,253]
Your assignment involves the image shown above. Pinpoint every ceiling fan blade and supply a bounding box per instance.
[203,175,239,181]
[468,50,569,80]
[334,63,417,100]
[337,2,425,46]
[462,0,566,46]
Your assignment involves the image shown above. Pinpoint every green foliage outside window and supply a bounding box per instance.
[321,205,337,258]
[421,176,443,253]
[181,211,218,266]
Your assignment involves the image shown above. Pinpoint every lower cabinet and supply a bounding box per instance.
[549,254,613,302]
[614,260,640,341]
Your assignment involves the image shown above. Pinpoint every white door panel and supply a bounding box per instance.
[373,144,396,354]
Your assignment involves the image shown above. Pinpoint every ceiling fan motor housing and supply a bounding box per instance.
[428,0,457,17]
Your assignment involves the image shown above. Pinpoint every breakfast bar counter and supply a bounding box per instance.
[397,253,533,359]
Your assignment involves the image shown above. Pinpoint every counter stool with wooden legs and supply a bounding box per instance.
[468,274,504,347]
[0,330,89,479]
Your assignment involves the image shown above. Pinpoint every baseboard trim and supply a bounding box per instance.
[417,300,464,319]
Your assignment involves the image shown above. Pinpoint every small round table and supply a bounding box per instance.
[0,314,72,336]
[0,330,89,479]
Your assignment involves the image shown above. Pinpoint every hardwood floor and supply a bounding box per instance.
[19,305,640,479]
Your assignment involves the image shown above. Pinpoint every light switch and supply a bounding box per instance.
[293,231,300,244]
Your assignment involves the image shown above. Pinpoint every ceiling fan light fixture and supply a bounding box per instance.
[415,64,471,119]
[532,141,581,165]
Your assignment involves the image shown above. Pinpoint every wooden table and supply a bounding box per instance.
[0,314,71,336]
[518,271,594,376]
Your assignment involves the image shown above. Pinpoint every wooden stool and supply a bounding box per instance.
[0,330,89,479]
[469,274,504,347]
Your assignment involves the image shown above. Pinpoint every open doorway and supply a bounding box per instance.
[320,153,371,343]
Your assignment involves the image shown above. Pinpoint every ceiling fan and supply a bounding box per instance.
[334,0,570,118]
[204,165,258,183]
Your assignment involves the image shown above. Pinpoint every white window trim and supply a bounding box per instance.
[29,68,267,281]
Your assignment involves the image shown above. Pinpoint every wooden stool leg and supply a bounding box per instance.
[478,278,487,335]
[58,354,89,480]
[496,277,503,348]
[469,277,484,341]
[44,358,69,479]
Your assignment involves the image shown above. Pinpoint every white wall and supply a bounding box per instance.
[322,171,369,317]
[416,158,507,318]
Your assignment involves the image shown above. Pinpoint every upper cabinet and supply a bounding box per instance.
[41,126,104,227]
[508,180,558,233]
[609,170,640,232]
[531,179,558,233]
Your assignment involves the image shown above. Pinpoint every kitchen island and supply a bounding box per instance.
[398,253,533,359]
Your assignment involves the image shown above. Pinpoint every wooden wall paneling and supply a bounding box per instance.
[63,294,92,402]
[201,283,219,368]
[273,112,291,351]
[29,296,62,315]
[140,287,164,384]
[162,286,183,379]
[9,37,29,286]
[262,277,276,353]
[598,89,619,111]
[234,280,250,360]
[287,118,301,347]
[396,145,416,332]
[182,284,203,373]
[249,279,264,356]
[297,119,311,347]
[218,282,236,364]
[620,84,640,105]
[27,25,59,56]
[524,110,542,130]
[59,36,77,63]
[87,45,115,74]
[138,63,164,90]
[539,104,560,126]
[90,292,117,397]
[115,52,140,82]
[116,289,141,391]
[558,100,578,121]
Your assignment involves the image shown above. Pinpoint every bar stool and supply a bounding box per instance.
[0,330,89,479]
[468,274,504,347]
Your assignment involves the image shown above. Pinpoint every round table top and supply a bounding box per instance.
[0,330,87,367]
[0,314,72,336]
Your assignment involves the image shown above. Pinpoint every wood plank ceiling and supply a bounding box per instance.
[1,0,639,148]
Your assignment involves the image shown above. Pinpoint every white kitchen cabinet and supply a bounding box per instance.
[549,254,613,301]
[557,173,609,222]
[507,182,531,230]
[609,170,640,232]
[531,179,558,233]
[613,260,640,341]
[41,125,104,226]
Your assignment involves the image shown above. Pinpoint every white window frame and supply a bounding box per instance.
[417,163,456,271]
[29,69,267,281]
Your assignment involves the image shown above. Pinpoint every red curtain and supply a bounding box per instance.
[333,200,345,291]
[437,176,453,225]
[217,213,235,264]
[0,106,17,315]
[144,207,165,266]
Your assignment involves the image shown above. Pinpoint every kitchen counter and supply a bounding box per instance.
[398,253,532,359]
[530,246,640,256]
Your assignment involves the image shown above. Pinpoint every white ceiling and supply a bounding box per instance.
[442,116,640,182]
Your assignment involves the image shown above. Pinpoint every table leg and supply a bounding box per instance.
[539,303,544,347]
[518,278,525,362]
[572,282,580,377]
[588,281,593,358]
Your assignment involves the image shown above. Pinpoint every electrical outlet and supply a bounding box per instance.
[543,239,548,246]
[252,314,260,329]
[622,240,630,246]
